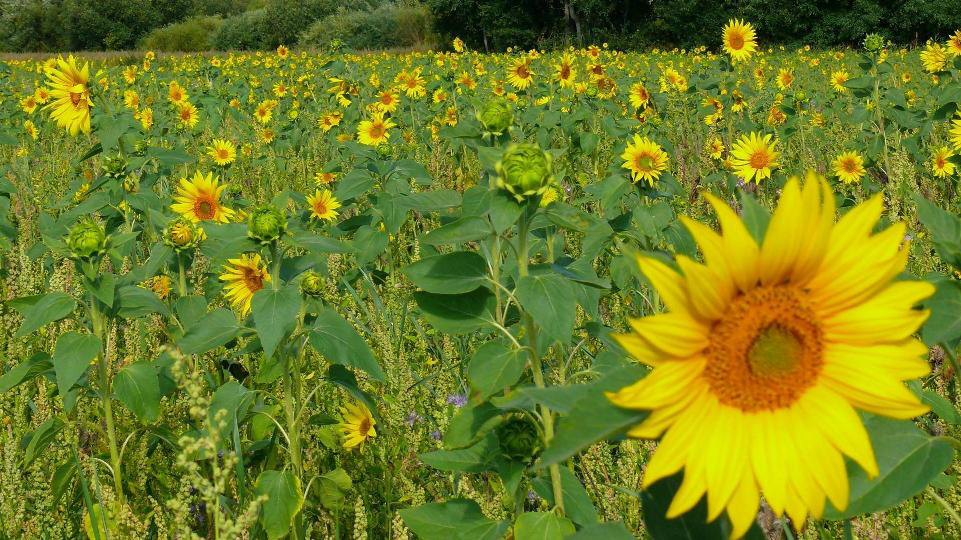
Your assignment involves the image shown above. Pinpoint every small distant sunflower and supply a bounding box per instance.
[20,95,38,114]
[776,69,794,90]
[306,189,341,222]
[219,254,270,317]
[608,173,932,538]
[315,171,337,185]
[24,120,38,140]
[555,53,576,88]
[931,146,956,178]
[168,81,188,104]
[831,151,866,184]
[452,37,465,53]
[337,401,377,450]
[319,111,343,132]
[171,171,234,223]
[276,44,289,58]
[629,82,651,110]
[177,102,199,129]
[507,58,534,90]
[621,135,669,186]
[398,69,426,98]
[830,70,849,93]
[706,136,724,160]
[357,110,396,146]
[375,90,400,113]
[730,132,780,183]
[207,139,236,166]
[722,19,758,62]
[43,55,93,136]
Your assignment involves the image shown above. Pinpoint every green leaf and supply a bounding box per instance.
[251,286,302,359]
[566,521,636,539]
[404,252,489,294]
[113,362,161,423]
[922,279,961,348]
[532,466,599,526]
[468,341,527,400]
[177,309,239,355]
[514,511,575,539]
[208,381,253,439]
[309,308,385,381]
[914,194,961,270]
[0,352,52,394]
[642,473,730,540]
[53,332,101,411]
[921,389,961,424]
[489,192,523,233]
[739,192,770,244]
[516,274,576,344]
[420,433,498,472]
[413,288,496,334]
[399,499,508,540]
[288,233,353,255]
[824,413,954,519]
[317,468,353,511]
[255,470,304,540]
[326,364,379,419]
[114,285,171,318]
[540,365,648,466]
[24,417,64,467]
[444,402,503,449]
[422,216,491,245]
[13,292,77,338]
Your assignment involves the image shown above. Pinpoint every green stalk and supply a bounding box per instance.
[517,209,565,515]
[89,290,125,509]
[176,253,188,297]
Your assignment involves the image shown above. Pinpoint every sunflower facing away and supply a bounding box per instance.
[722,19,758,62]
[357,110,396,146]
[306,189,341,222]
[337,400,377,449]
[171,171,234,223]
[608,173,933,538]
[44,55,93,136]
[622,135,669,185]
[730,132,779,183]
[831,151,866,184]
[220,253,271,317]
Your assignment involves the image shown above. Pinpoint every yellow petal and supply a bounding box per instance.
[637,255,691,316]
[726,467,760,540]
[627,313,709,358]
[677,255,733,320]
[759,178,803,285]
[607,358,706,411]
[704,193,759,292]
[823,281,934,344]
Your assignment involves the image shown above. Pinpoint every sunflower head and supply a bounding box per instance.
[495,143,554,202]
[495,414,543,465]
[476,98,513,135]
[247,205,287,244]
[163,216,205,251]
[67,218,108,261]
[863,33,886,53]
[300,270,325,298]
[337,400,377,449]
[722,19,758,62]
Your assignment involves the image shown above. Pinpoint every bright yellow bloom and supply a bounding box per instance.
[629,82,650,109]
[920,43,948,73]
[776,69,793,90]
[949,112,961,152]
[374,90,400,113]
[507,58,534,90]
[608,173,932,538]
[171,171,234,223]
[306,189,341,222]
[357,110,396,146]
[730,132,779,183]
[219,254,270,317]
[315,171,337,185]
[722,19,758,62]
[621,135,669,185]
[177,101,199,129]
[555,53,576,88]
[831,151,866,184]
[207,139,237,166]
[43,55,92,136]
[276,44,289,58]
[452,37,465,53]
[23,120,38,140]
[948,30,961,56]
[337,401,377,449]
[319,111,343,132]
[20,95,38,114]
[168,81,188,104]
[931,146,956,178]
[830,70,849,93]
[123,90,139,110]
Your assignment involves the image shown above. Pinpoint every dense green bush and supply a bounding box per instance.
[141,16,223,51]
[300,3,435,50]
[212,8,270,50]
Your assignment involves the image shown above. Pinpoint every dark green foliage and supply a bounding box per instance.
[140,15,223,51]
[299,2,435,50]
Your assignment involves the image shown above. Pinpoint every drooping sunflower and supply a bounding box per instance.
[43,55,93,136]
[306,189,341,222]
[357,110,396,146]
[219,253,271,317]
[722,19,758,63]
[831,151,866,184]
[621,135,669,186]
[507,58,534,90]
[608,173,932,538]
[207,139,236,166]
[337,401,377,450]
[931,146,956,178]
[171,171,234,223]
[730,132,780,183]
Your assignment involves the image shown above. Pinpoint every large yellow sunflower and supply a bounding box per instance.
[831,151,866,184]
[306,189,341,222]
[43,55,92,136]
[357,110,396,146]
[507,58,534,90]
[171,171,234,223]
[608,173,932,538]
[730,132,779,183]
[219,253,271,317]
[621,135,669,186]
[337,400,377,449]
[722,19,758,63]
[920,43,948,73]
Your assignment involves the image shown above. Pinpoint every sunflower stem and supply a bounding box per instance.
[517,207,565,516]
[90,291,125,509]
[928,486,961,528]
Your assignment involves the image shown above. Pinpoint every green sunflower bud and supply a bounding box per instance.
[496,415,543,464]
[377,143,392,159]
[495,143,554,202]
[163,217,205,251]
[301,270,325,298]
[863,33,885,53]
[66,218,108,260]
[101,153,128,179]
[248,205,287,244]
[476,99,513,135]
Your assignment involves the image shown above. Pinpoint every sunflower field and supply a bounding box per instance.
[3,21,961,540]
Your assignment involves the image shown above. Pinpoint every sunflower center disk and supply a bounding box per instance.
[704,286,824,412]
